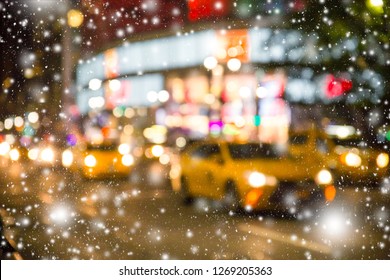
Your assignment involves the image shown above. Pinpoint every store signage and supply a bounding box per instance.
[216,29,249,63]
[249,28,317,64]
[187,0,230,21]
[104,48,119,79]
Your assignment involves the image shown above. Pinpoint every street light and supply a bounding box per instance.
[67,9,84,28]
[366,0,384,14]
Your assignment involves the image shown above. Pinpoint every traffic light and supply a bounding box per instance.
[325,74,353,98]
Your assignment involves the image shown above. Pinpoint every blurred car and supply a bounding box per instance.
[129,143,175,187]
[78,143,134,179]
[329,135,389,183]
[289,127,389,185]
[289,128,338,168]
[176,140,336,212]
[0,141,21,162]
[0,138,64,169]
[26,143,63,168]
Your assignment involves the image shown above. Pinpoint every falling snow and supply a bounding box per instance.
[1,0,390,263]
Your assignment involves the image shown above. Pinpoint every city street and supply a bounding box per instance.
[2,3,390,279]
[1,159,389,260]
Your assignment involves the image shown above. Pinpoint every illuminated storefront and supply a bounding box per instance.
[76,0,383,142]
[76,27,320,143]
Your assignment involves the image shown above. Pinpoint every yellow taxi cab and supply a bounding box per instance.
[177,139,336,213]
[62,142,134,179]
[289,128,338,169]
[328,136,389,183]
[289,127,389,184]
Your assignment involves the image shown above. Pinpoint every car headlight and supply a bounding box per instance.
[315,169,333,185]
[248,172,266,188]
[151,145,164,158]
[28,148,39,160]
[376,153,389,168]
[342,152,362,167]
[9,148,20,161]
[62,149,74,167]
[84,154,97,167]
[247,171,277,188]
[121,154,134,167]
[40,147,55,163]
[0,142,11,156]
[118,143,130,155]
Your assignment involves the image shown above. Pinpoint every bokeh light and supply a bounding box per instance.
[66,134,77,146]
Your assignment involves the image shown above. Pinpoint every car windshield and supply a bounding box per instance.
[289,135,309,145]
[333,138,366,148]
[228,143,282,160]
[87,144,117,151]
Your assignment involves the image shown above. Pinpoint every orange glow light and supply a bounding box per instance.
[245,189,263,208]
[324,185,336,202]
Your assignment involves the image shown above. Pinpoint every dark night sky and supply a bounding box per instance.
[1,0,34,118]
[1,0,70,114]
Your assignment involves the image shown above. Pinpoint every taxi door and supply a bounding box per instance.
[186,143,225,199]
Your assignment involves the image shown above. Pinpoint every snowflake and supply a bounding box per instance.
[190,245,199,254]
[186,230,194,238]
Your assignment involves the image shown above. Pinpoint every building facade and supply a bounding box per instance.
[75,0,384,144]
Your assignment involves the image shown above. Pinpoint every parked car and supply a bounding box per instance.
[176,139,336,213]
